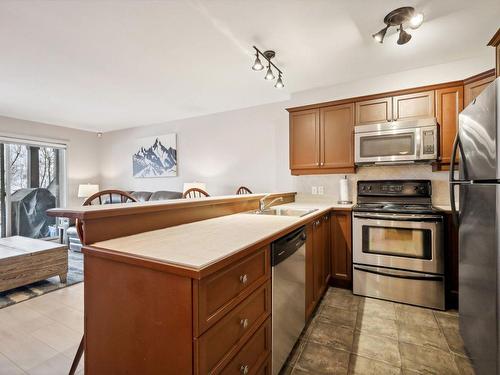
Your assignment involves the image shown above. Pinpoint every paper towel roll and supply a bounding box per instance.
[338,176,351,204]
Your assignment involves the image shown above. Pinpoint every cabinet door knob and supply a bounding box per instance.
[240,318,249,328]
[239,274,248,284]
[240,365,249,374]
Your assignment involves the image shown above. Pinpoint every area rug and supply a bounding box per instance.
[0,250,83,309]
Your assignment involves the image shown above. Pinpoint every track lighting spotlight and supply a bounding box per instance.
[409,12,424,29]
[372,25,389,43]
[275,74,284,89]
[264,65,275,80]
[397,25,412,45]
[250,46,284,89]
[372,7,423,45]
[251,53,264,71]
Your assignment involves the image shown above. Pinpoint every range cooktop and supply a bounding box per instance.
[354,180,442,214]
[353,202,441,214]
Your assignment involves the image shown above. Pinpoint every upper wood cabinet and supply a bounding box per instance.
[289,109,320,170]
[290,104,354,175]
[355,90,434,125]
[320,103,354,169]
[393,90,435,121]
[464,75,495,106]
[355,97,392,125]
[435,86,464,167]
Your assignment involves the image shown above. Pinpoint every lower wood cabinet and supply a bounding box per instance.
[306,213,331,320]
[444,213,459,309]
[220,318,272,375]
[330,211,352,288]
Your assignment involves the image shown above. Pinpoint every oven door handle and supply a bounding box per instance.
[353,213,442,222]
[354,265,443,281]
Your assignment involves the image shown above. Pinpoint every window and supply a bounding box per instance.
[0,138,67,239]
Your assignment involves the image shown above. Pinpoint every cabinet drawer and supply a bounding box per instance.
[196,281,271,374]
[255,355,271,375]
[197,247,270,333]
[220,318,272,375]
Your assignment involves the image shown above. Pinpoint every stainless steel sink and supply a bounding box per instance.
[250,207,318,217]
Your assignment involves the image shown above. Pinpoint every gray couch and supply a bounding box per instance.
[66,190,183,252]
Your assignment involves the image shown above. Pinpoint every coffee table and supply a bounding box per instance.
[0,236,68,293]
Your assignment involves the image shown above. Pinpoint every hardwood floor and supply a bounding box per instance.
[0,283,83,374]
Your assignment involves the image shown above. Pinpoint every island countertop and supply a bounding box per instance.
[90,201,353,274]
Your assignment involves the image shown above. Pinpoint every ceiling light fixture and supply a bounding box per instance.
[251,46,284,89]
[274,73,284,89]
[397,25,412,45]
[372,7,424,45]
[251,52,264,71]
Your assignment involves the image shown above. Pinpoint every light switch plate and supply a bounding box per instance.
[318,186,324,195]
[312,186,318,195]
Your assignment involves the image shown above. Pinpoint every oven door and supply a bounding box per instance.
[353,212,443,274]
[355,127,420,164]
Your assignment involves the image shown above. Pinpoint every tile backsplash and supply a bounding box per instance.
[292,164,452,205]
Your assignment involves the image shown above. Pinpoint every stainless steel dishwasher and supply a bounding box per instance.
[271,226,306,375]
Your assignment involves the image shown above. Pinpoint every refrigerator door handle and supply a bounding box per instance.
[448,133,471,226]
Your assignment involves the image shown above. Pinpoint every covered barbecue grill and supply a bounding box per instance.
[10,188,56,238]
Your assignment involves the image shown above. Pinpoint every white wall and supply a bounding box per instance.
[0,116,101,207]
[99,102,288,196]
[99,55,492,203]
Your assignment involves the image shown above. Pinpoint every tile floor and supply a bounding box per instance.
[0,283,84,375]
[0,284,475,375]
[282,288,476,375]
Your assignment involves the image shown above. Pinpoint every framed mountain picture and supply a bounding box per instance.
[132,134,177,177]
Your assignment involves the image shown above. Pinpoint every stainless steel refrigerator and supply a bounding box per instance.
[449,77,499,375]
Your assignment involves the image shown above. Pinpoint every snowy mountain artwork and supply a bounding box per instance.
[132,134,177,177]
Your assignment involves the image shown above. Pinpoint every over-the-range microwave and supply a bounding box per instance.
[354,118,438,165]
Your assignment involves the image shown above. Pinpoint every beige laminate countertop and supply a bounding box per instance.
[92,201,353,270]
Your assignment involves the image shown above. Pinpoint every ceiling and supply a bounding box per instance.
[0,0,498,132]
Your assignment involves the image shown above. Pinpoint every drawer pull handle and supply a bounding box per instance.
[240,365,249,374]
[240,318,249,328]
[239,274,248,284]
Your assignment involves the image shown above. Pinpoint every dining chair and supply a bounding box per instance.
[236,186,252,195]
[182,188,210,198]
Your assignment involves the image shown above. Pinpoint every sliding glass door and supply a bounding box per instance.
[0,139,66,239]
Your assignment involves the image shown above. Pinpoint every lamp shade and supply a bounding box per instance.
[183,182,207,193]
[78,184,100,198]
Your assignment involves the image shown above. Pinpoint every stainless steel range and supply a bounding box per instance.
[352,180,445,310]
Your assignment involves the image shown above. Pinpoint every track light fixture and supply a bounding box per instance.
[251,46,284,89]
[372,6,423,45]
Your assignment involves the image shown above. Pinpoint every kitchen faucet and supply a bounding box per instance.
[259,194,283,211]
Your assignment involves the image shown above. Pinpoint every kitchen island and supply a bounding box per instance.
[48,193,352,374]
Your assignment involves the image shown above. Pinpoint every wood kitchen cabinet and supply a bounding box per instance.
[290,104,355,175]
[355,91,434,125]
[444,213,459,309]
[305,213,331,320]
[464,72,495,106]
[392,90,435,121]
[330,211,352,288]
[434,86,464,170]
[320,103,354,170]
[289,109,320,170]
[355,96,392,125]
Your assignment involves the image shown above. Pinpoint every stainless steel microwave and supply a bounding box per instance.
[354,118,438,165]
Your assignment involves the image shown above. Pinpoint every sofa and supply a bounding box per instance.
[66,190,183,252]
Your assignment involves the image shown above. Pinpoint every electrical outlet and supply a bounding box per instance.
[311,186,318,195]
[318,186,324,195]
